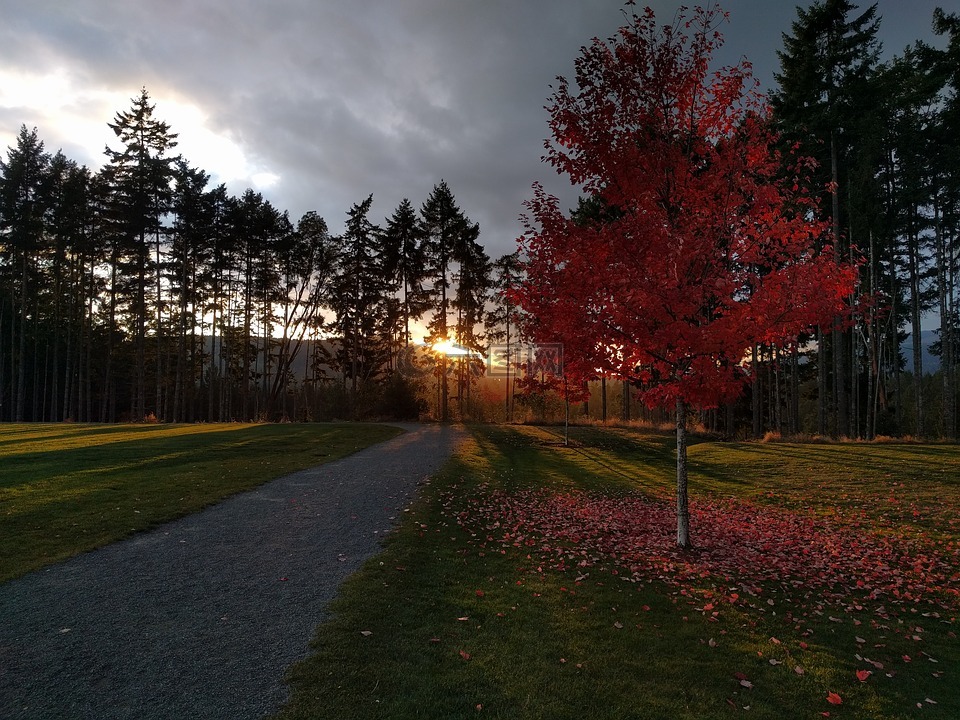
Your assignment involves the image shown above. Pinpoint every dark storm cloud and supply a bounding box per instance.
[0,0,947,258]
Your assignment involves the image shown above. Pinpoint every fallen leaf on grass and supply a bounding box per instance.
[826,692,843,705]
[740,679,753,689]
[856,669,871,682]
[459,650,472,661]
[794,666,804,675]
[360,630,373,637]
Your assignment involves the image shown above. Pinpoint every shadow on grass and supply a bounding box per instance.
[0,423,401,582]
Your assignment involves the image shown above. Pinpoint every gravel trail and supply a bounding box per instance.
[0,422,465,720]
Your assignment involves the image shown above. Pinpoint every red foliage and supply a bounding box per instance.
[512,4,857,410]
[449,486,960,616]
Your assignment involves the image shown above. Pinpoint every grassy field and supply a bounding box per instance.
[276,425,960,720]
[0,422,401,582]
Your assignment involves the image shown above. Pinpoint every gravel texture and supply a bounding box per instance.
[0,422,465,720]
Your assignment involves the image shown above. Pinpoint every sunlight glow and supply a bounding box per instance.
[432,339,490,359]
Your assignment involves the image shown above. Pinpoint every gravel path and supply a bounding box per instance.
[0,422,465,720]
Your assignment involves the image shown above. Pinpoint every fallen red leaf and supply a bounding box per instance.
[856,669,871,682]
[459,650,472,661]
[827,692,843,705]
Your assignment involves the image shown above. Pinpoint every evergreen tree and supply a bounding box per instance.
[330,195,387,417]
[382,198,430,352]
[267,210,336,419]
[0,125,51,421]
[103,88,178,420]
[419,180,479,420]
[772,0,882,437]
[931,9,960,437]
[486,251,520,420]
[451,219,490,418]
[168,160,213,421]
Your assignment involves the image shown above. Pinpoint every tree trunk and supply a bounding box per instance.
[936,200,953,438]
[676,398,690,549]
[751,344,761,438]
[601,374,607,422]
[101,251,118,422]
[830,132,848,438]
[908,227,923,437]
[16,253,28,421]
[817,327,827,436]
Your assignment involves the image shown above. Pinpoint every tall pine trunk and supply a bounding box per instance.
[830,132,848,437]
[908,226,923,436]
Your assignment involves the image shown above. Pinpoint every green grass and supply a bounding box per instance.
[275,424,960,720]
[0,422,402,582]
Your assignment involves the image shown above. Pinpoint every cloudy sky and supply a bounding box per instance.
[0,0,948,259]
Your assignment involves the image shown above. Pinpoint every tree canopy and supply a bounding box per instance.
[512,4,858,546]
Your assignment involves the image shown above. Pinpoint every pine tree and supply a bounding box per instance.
[330,195,387,417]
[267,210,336,419]
[419,180,479,420]
[772,0,881,437]
[0,125,51,421]
[486,252,521,420]
[168,160,213,421]
[103,88,178,420]
[382,198,430,353]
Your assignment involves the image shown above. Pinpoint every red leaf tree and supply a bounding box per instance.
[512,4,857,548]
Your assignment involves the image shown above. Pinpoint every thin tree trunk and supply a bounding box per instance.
[676,398,690,549]
[830,132,847,438]
[752,344,762,438]
[622,380,630,422]
[101,250,118,422]
[16,253,28,421]
[908,227,923,437]
[936,200,953,438]
[817,327,827,436]
[601,374,607,422]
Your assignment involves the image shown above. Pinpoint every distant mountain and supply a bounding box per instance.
[902,329,940,375]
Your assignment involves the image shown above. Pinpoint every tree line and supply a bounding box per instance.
[760,0,960,439]
[3,1,960,438]
[0,89,500,422]
[516,1,960,442]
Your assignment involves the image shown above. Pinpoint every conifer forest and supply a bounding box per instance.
[2,1,960,438]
